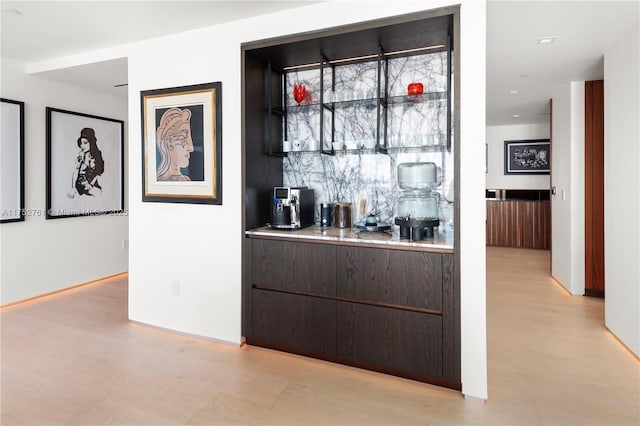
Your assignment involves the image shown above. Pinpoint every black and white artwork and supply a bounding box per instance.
[1,98,25,223]
[46,107,124,219]
[504,139,550,175]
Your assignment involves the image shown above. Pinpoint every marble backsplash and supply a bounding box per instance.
[282,51,454,229]
[283,149,454,229]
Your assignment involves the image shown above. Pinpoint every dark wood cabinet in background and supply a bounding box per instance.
[335,246,447,379]
[252,239,336,295]
[336,302,443,378]
[250,239,338,355]
[336,246,443,311]
[252,289,337,355]
[246,237,460,389]
[486,200,550,250]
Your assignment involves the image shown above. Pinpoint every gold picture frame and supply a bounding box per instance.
[141,82,222,204]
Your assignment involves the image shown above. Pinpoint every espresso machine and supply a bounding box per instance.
[270,186,315,229]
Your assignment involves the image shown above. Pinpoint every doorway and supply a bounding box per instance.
[584,80,605,297]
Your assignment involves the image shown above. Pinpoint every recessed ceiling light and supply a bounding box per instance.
[513,114,520,118]
[538,36,556,44]
[509,90,519,95]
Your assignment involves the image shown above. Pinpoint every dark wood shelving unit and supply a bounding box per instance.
[241,5,461,390]
[246,237,460,389]
[254,11,453,158]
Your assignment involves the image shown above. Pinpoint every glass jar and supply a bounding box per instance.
[334,202,352,228]
[396,189,439,220]
[397,162,439,189]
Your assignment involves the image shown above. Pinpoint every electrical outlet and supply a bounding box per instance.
[171,280,181,296]
[121,239,129,249]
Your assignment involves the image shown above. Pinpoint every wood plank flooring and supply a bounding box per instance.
[2,247,639,425]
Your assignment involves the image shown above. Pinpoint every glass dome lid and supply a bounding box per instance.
[397,162,440,189]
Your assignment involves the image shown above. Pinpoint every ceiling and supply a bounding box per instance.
[487,0,638,125]
[1,1,638,126]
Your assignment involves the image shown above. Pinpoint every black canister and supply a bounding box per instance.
[320,202,333,227]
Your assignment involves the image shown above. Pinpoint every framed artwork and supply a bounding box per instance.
[504,139,550,175]
[46,107,125,219]
[1,98,25,223]
[140,82,222,204]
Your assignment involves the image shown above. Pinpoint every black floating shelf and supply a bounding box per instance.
[382,92,448,107]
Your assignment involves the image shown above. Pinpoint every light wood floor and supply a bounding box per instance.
[1,247,638,425]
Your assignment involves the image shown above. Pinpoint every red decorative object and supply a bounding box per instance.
[407,82,424,96]
[293,83,307,105]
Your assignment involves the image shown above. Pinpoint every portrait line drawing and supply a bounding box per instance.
[141,82,222,205]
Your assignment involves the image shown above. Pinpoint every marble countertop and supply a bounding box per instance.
[245,225,454,253]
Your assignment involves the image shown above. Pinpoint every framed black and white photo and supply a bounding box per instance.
[141,81,222,204]
[504,139,550,175]
[1,98,25,223]
[46,107,124,219]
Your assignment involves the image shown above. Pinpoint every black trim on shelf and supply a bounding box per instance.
[489,189,551,201]
[267,47,452,157]
[446,32,452,152]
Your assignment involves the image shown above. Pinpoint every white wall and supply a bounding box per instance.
[485,123,550,189]
[127,0,488,398]
[21,0,489,399]
[0,58,128,304]
[125,23,245,344]
[568,82,586,296]
[548,21,640,358]
[458,0,488,401]
[550,81,585,295]
[604,23,640,357]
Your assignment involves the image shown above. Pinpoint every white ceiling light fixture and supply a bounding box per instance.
[513,114,520,118]
[509,90,519,94]
[538,36,556,44]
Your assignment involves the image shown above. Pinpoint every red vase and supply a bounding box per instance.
[293,83,307,105]
[407,82,424,96]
